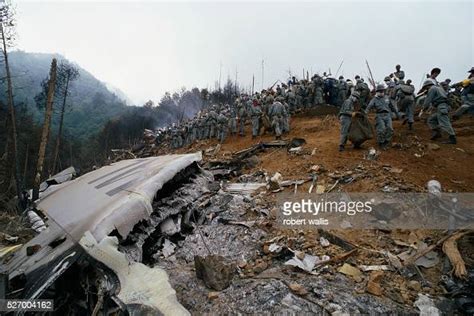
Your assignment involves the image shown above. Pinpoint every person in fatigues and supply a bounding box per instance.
[250,99,263,139]
[228,104,238,136]
[365,84,400,149]
[422,80,457,144]
[453,67,474,120]
[237,98,248,136]
[268,100,287,140]
[338,91,360,151]
[336,76,348,107]
[396,79,416,130]
[217,111,229,143]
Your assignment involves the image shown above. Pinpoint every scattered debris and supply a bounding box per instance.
[288,138,306,148]
[285,252,319,273]
[268,243,283,254]
[338,263,362,282]
[224,182,266,194]
[389,167,403,174]
[288,146,303,154]
[26,209,46,233]
[288,283,309,296]
[0,232,19,243]
[0,244,22,259]
[366,147,379,160]
[208,291,220,300]
[319,236,330,247]
[382,185,399,193]
[414,294,441,316]
[398,241,439,268]
[427,143,441,151]
[268,172,283,190]
[195,255,236,291]
[360,265,392,272]
[366,271,384,296]
[162,239,176,258]
[340,219,353,229]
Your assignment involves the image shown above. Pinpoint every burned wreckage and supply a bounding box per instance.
[3,153,219,315]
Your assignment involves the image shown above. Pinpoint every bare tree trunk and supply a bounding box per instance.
[22,143,28,185]
[52,74,70,174]
[32,58,57,201]
[1,23,21,203]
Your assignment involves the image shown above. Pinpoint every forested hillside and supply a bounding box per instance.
[1,50,238,201]
[2,51,128,140]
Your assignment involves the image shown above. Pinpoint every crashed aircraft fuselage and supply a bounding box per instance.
[4,153,203,315]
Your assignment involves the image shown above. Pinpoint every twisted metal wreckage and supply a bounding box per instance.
[3,153,210,315]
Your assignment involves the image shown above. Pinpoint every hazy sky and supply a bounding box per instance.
[15,0,473,105]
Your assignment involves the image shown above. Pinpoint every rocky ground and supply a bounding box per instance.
[145,112,474,314]
[3,111,473,314]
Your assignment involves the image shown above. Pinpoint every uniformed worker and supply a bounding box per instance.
[396,79,416,130]
[422,79,457,144]
[268,100,287,140]
[338,91,360,152]
[365,84,400,149]
[250,98,263,139]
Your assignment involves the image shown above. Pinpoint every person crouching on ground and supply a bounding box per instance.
[338,91,360,152]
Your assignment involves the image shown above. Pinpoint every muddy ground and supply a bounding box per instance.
[150,112,474,314]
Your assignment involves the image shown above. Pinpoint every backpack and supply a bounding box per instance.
[400,84,415,95]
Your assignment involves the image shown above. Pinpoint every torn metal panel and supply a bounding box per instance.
[37,153,202,242]
[38,166,77,192]
[5,153,202,311]
[224,182,266,194]
[80,232,189,315]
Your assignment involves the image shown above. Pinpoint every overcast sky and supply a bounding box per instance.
[15,0,473,105]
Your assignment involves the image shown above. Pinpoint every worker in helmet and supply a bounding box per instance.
[394,64,405,81]
[422,80,456,144]
[338,91,360,151]
[365,84,400,149]
[452,67,474,120]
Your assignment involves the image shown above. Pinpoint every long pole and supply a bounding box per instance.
[252,75,255,95]
[365,59,376,90]
[335,59,344,77]
[235,68,238,95]
[218,62,222,91]
[261,59,264,90]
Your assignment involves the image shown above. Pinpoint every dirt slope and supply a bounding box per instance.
[175,113,474,193]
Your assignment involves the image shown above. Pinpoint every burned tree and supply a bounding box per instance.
[32,58,57,201]
[51,61,79,175]
[0,0,21,203]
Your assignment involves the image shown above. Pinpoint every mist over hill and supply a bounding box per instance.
[1,51,129,140]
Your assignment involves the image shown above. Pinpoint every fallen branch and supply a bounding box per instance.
[402,231,464,267]
[315,249,358,267]
[442,231,470,279]
[326,179,340,193]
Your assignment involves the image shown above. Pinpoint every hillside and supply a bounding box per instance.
[1,51,129,140]
[111,110,474,314]
[160,111,474,193]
